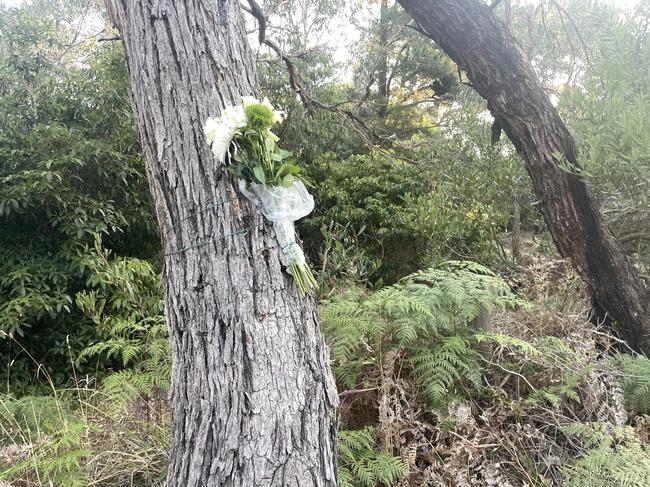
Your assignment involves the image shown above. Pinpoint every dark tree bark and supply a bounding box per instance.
[511,184,521,263]
[103,1,338,485]
[398,0,650,352]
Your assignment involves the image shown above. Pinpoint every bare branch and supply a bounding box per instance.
[618,232,650,245]
[338,387,379,398]
[243,0,266,44]
[404,20,428,37]
[546,0,591,67]
[98,34,121,42]
[243,0,385,146]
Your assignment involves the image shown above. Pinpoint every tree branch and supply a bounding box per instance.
[618,231,650,245]
[241,1,265,44]
[98,34,121,42]
[243,0,384,146]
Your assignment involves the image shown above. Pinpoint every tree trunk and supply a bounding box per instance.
[377,0,390,119]
[512,179,522,263]
[398,0,650,352]
[103,1,338,485]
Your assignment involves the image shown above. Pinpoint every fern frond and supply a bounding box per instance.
[562,423,650,487]
[338,428,406,487]
[321,262,520,408]
[613,354,650,414]
[475,332,541,356]
[409,337,482,407]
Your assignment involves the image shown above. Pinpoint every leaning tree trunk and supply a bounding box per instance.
[398,0,650,352]
[104,1,338,485]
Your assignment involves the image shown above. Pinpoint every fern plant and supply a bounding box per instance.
[338,428,406,487]
[321,261,524,408]
[409,336,482,405]
[0,394,90,486]
[75,239,170,410]
[561,422,650,487]
[612,354,650,415]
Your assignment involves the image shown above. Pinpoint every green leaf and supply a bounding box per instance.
[282,174,295,187]
[252,165,266,185]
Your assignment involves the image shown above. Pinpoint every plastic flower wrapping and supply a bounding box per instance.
[204,96,318,295]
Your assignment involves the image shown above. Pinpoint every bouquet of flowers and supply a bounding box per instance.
[204,96,318,295]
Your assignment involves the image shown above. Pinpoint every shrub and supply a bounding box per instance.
[562,423,650,487]
[321,260,524,408]
[613,354,650,415]
[338,427,406,487]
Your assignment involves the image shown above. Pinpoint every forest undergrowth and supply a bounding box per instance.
[1,250,649,487]
[2,1,650,485]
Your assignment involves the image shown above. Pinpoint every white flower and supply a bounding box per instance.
[204,116,237,163]
[222,104,247,129]
[204,104,247,162]
[271,108,285,124]
[241,95,258,107]
[204,95,284,162]
[262,97,285,123]
[203,117,219,146]
[210,120,238,162]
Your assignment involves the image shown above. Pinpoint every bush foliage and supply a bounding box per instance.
[2,0,650,486]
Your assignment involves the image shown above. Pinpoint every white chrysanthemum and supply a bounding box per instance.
[271,108,285,124]
[209,121,238,162]
[204,96,284,162]
[222,104,247,129]
[241,95,258,107]
[203,117,220,146]
[204,104,247,162]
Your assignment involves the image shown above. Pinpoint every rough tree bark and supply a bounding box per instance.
[398,0,650,352]
[104,1,338,485]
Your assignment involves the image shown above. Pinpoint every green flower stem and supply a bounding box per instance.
[289,261,318,297]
